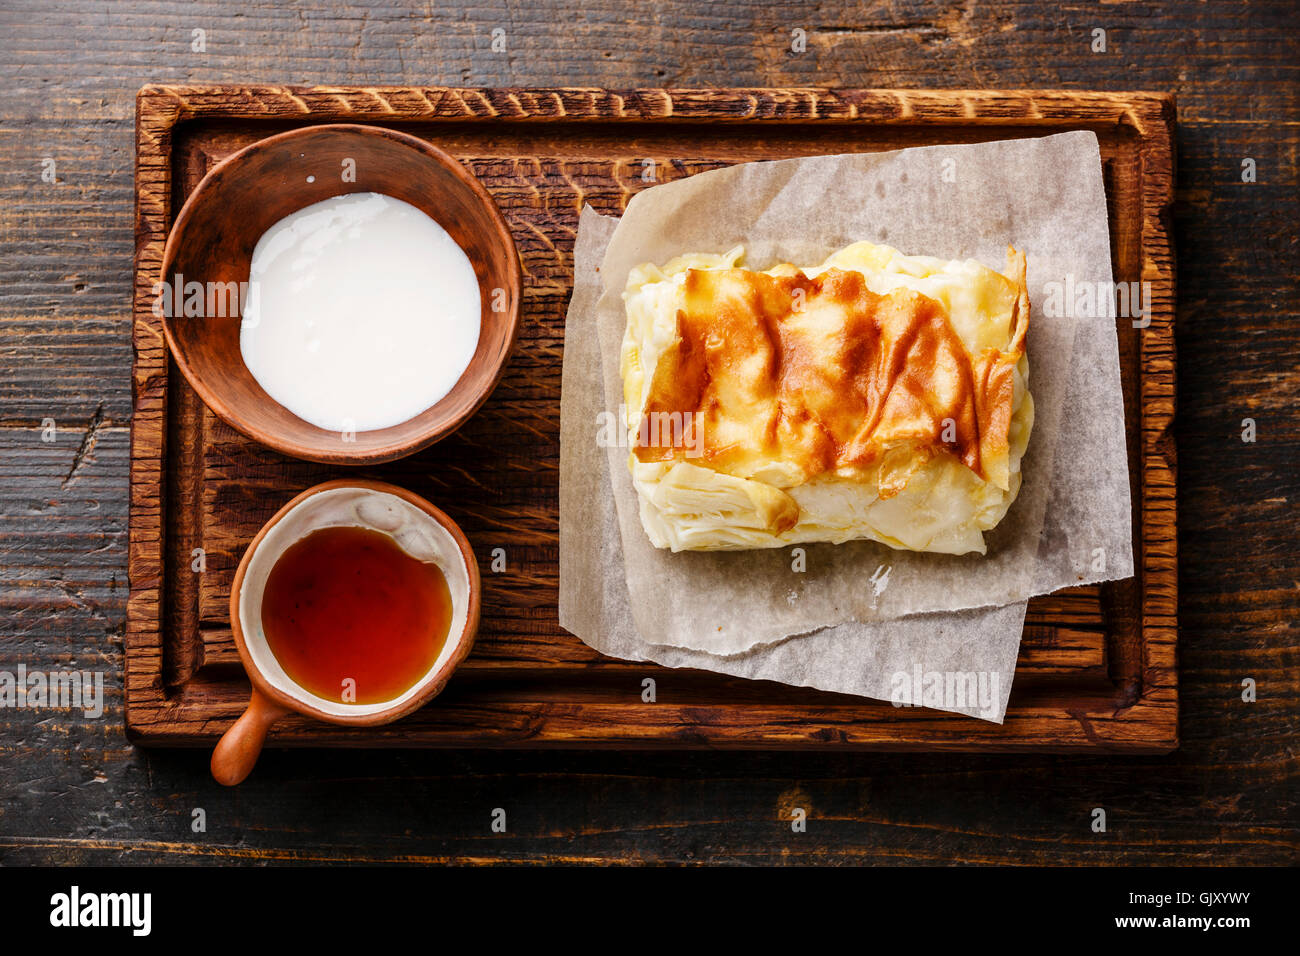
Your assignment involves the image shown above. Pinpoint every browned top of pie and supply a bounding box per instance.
[633,250,1029,495]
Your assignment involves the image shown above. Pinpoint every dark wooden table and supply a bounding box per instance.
[1,1,1295,865]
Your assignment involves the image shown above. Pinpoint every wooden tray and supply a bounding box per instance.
[128,86,1177,751]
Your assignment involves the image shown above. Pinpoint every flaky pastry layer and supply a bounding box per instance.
[620,241,1033,554]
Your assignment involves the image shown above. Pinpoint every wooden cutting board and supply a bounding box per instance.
[127,86,1177,751]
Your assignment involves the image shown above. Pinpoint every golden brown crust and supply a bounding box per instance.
[633,258,1029,492]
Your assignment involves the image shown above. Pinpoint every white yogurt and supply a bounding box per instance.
[240,192,481,432]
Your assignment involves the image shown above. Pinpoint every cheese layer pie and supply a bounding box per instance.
[619,241,1033,554]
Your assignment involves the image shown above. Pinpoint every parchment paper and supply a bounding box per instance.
[560,208,1027,722]
[585,131,1132,656]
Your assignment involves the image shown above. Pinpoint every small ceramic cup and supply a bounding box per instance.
[211,479,480,785]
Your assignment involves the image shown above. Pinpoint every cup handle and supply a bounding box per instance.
[211,690,290,786]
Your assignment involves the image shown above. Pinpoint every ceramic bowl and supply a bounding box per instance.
[159,123,521,464]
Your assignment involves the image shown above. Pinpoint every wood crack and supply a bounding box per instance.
[61,402,107,488]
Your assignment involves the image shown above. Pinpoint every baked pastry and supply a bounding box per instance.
[619,240,1033,554]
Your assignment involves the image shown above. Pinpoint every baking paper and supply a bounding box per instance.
[559,132,1133,720]
[561,207,1028,722]
[587,131,1132,656]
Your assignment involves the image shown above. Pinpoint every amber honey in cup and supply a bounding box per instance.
[260,525,455,705]
[212,481,480,787]
[235,485,472,713]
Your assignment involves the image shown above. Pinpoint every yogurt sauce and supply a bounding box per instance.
[240,192,481,432]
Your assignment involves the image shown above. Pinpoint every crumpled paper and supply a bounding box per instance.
[559,131,1133,721]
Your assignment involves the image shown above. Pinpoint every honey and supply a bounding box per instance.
[260,525,452,704]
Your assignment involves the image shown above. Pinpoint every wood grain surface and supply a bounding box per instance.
[126,85,1177,753]
[1,0,1296,865]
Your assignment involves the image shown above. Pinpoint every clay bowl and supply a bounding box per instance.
[211,479,481,786]
[159,124,521,464]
